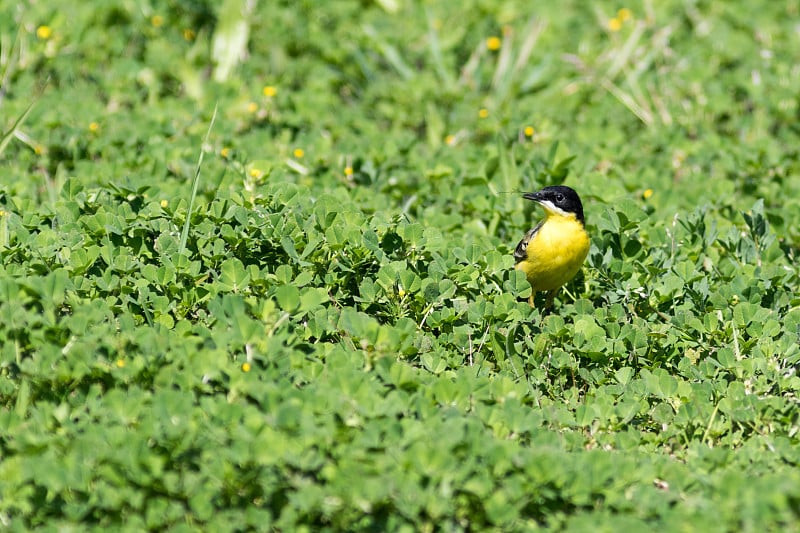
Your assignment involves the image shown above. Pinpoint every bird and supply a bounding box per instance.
[514,185,590,309]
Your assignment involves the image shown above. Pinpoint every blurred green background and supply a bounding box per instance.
[1,1,799,531]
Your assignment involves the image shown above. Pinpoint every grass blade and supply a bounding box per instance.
[363,24,414,80]
[426,8,455,89]
[179,104,218,255]
[0,100,35,157]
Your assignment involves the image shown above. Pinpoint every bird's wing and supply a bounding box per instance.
[514,221,544,264]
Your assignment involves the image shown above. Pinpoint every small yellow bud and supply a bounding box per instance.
[242,362,251,372]
[151,15,164,28]
[617,8,633,22]
[486,36,502,51]
[642,188,654,200]
[263,85,277,97]
[608,18,623,32]
[478,108,489,119]
[36,25,53,40]
[116,359,126,368]
[523,126,535,137]
[293,148,304,159]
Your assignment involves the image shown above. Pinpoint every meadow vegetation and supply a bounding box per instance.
[1,1,799,530]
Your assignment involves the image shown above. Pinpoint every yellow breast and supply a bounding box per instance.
[515,215,590,292]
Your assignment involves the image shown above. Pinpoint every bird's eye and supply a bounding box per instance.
[555,194,565,203]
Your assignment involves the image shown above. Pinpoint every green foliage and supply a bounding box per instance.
[2,0,800,531]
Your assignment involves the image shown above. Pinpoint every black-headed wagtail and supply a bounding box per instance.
[514,185,589,308]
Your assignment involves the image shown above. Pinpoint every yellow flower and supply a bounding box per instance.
[220,147,231,158]
[523,126,535,137]
[293,148,304,159]
[34,145,45,155]
[0,210,6,217]
[116,359,126,368]
[36,25,52,40]
[344,166,354,176]
[151,15,164,28]
[445,134,456,146]
[643,188,654,200]
[183,28,196,41]
[249,168,262,178]
[263,85,277,97]
[88,122,100,132]
[478,108,489,119]
[247,102,258,113]
[486,36,502,51]
[242,362,251,372]
[608,17,622,32]
[617,8,633,22]
[160,199,168,208]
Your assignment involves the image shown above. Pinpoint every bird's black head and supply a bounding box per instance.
[522,185,585,224]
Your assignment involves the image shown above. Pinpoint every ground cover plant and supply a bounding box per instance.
[1,0,800,530]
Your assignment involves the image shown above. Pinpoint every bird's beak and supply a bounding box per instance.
[522,191,544,203]
[523,191,558,214]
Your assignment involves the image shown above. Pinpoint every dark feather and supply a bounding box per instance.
[514,221,543,264]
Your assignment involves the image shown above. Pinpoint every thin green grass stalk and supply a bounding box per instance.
[604,21,675,127]
[0,28,36,156]
[491,29,514,91]
[0,27,21,105]
[0,36,10,104]
[0,100,35,157]
[424,101,445,148]
[634,28,674,125]
[179,104,218,255]
[630,26,672,80]
[425,8,455,90]
[491,18,545,108]
[606,21,645,80]
[702,402,720,446]
[599,77,653,125]
[14,379,30,417]
[211,0,256,82]
[0,209,8,249]
[0,33,46,157]
[362,25,413,80]
[512,17,546,74]
[458,41,484,88]
[565,14,671,127]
